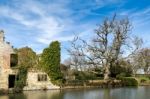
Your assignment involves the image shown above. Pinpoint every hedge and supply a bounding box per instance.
[120,77,138,86]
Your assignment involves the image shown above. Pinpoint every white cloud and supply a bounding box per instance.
[118,7,150,47]
[2,0,149,59]
[0,0,72,43]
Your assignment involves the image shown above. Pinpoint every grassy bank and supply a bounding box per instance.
[62,78,139,89]
[136,75,150,86]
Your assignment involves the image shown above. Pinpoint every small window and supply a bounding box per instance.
[10,54,18,67]
[38,74,47,81]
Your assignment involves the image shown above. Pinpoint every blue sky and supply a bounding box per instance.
[0,0,150,62]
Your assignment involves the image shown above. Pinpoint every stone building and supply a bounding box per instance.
[0,31,59,91]
[0,30,17,90]
[24,69,59,90]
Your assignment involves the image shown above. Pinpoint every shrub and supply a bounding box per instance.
[14,81,23,93]
[110,59,133,78]
[120,77,138,86]
[110,65,132,78]
[116,73,126,79]
[140,78,147,83]
[65,80,85,86]
[14,67,27,93]
[74,71,98,81]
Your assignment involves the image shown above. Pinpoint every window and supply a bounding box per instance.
[38,74,47,81]
[10,54,18,67]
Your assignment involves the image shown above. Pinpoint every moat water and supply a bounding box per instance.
[0,86,150,99]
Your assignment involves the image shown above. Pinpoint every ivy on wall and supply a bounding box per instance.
[40,41,62,85]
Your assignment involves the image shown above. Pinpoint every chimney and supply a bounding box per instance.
[0,30,5,42]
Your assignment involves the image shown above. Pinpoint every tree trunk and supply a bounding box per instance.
[104,65,110,80]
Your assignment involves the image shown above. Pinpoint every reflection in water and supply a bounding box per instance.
[103,88,110,99]
[9,94,26,99]
[24,90,63,99]
[0,86,150,99]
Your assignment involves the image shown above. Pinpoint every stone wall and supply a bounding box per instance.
[0,68,18,90]
[24,70,59,90]
[0,31,14,69]
[0,30,16,90]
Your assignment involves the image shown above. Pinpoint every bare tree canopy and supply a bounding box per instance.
[67,15,146,80]
[134,48,150,74]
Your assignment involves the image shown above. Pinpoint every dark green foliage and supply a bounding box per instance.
[111,65,132,77]
[73,67,104,81]
[40,41,62,84]
[116,73,126,79]
[74,71,86,80]
[14,67,27,93]
[110,59,132,77]
[65,80,85,86]
[120,77,138,86]
[93,68,104,78]
[140,78,147,83]
[74,71,102,81]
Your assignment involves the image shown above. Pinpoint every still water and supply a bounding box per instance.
[0,86,150,99]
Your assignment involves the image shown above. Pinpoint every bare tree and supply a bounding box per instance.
[67,37,87,71]
[68,15,132,80]
[89,15,132,80]
[135,48,150,74]
[127,36,143,76]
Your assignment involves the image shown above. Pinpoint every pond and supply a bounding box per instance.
[0,86,150,99]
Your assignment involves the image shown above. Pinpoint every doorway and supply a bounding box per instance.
[9,75,16,88]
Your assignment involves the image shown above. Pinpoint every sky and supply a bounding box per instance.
[0,0,150,62]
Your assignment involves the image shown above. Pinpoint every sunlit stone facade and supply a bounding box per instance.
[0,31,59,91]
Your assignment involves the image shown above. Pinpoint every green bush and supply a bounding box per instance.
[138,77,149,83]
[140,78,147,83]
[74,71,98,81]
[14,81,24,93]
[120,77,138,86]
[66,80,85,86]
[14,67,27,93]
[110,65,132,78]
[116,73,126,79]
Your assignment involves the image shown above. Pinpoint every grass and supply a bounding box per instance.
[136,76,150,86]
